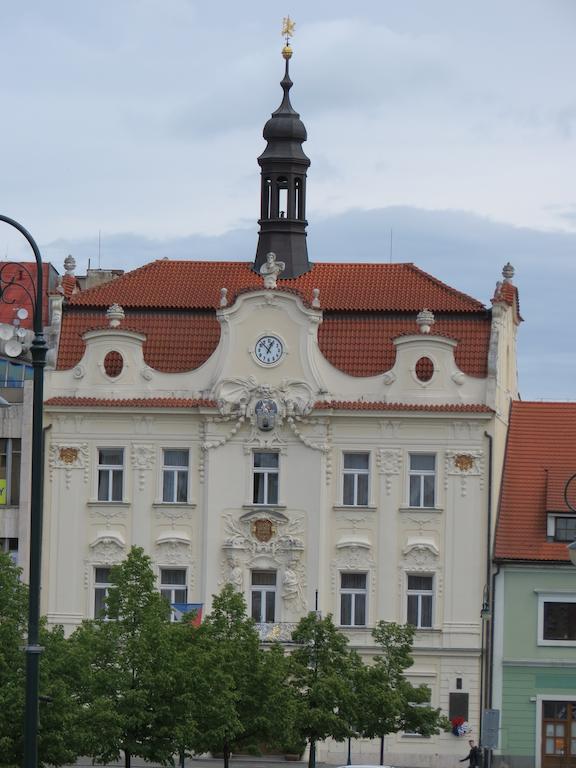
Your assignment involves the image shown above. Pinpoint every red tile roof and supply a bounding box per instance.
[57,260,492,378]
[68,260,485,312]
[45,397,217,408]
[314,401,492,412]
[494,402,576,562]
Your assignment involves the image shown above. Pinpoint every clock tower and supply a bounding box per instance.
[254,25,311,278]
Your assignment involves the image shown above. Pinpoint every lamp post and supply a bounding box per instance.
[0,215,47,768]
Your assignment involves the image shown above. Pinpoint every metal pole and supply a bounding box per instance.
[0,215,47,768]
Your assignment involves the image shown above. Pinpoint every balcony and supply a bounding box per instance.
[255,622,298,643]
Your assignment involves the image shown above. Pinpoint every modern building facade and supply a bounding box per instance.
[493,402,576,768]
[40,44,521,767]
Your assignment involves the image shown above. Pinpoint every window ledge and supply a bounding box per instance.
[398,506,444,514]
[413,627,442,633]
[87,501,130,507]
[242,503,287,511]
[333,505,377,512]
[152,502,197,509]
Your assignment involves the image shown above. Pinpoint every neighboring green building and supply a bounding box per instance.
[493,402,576,768]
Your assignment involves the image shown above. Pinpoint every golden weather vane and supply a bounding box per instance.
[281,16,295,59]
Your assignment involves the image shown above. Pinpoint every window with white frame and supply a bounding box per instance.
[407,574,434,628]
[0,537,18,564]
[94,566,112,618]
[253,452,279,505]
[340,572,367,626]
[251,570,276,623]
[342,452,369,506]
[97,448,124,502]
[160,568,188,622]
[539,595,576,644]
[408,454,436,508]
[162,449,189,503]
[0,438,21,505]
[551,516,576,542]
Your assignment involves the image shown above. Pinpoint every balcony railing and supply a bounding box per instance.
[255,622,299,642]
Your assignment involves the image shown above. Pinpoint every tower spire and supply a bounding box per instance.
[254,19,311,279]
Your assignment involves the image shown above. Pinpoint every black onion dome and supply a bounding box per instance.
[259,59,310,163]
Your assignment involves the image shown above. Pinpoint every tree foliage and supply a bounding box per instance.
[0,552,78,768]
[190,585,293,768]
[289,612,359,768]
[357,621,449,762]
[68,547,186,768]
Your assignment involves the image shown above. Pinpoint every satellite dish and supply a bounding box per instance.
[4,339,23,358]
[16,308,28,320]
[0,326,13,341]
[15,328,26,340]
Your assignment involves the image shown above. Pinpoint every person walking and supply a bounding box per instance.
[460,739,480,768]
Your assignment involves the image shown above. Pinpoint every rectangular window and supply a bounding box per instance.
[251,570,276,623]
[162,449,189,503]
[0,537,18,564]
[97,448,124,502]
[253,452,279,505]
[449,692,469,722]
[407,574,433,628]
[343,453,369,506]
[0,438,21,505]
[543,601,576,642]
[0,360,32,388]
[340,572,367,626]
[160,568,188,622]
[94,566,112,618]
[554,517,576,542]
[409,454,436,508]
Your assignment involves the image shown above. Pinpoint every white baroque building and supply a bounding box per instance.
[40,44,521,768]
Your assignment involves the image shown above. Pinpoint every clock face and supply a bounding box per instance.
[255,335,284,365]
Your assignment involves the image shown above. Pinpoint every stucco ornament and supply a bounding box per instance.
[259,251,285,288]
[226,556,244,590]
[331,542,376,595]
[445,450,484,497]
[131,443,155,491]
[223,512,304,556]
[213,376,314,422]
[48,442,89,487]
[88,536,125,565]
[281,557,307,608]
[155,538,192,566]
[377,448,402,495]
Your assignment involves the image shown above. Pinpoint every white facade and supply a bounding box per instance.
[42,277,519,767]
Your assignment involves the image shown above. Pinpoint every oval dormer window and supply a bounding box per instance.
[415,356,434,382]
[103,351,123,378]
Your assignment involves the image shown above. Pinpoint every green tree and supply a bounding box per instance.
[358,621,449,764]
[191,585,293,768]
[69,546,188,768]
[289,612,358,768]
[0,551,78,768]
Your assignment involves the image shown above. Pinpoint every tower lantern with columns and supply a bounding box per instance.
[254,17,311,278]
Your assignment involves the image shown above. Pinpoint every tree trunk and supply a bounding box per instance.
[379,735,384,766]
[125,750,131,768]
[224,740,230,768]
[308,738,316,768]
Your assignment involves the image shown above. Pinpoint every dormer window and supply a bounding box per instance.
[547,514,576,542]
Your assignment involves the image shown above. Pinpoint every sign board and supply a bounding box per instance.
[481,709,500,749]
[0,479,6,505]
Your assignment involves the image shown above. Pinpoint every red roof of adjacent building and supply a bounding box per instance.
[57,260,492,378]
[494,402,576,562]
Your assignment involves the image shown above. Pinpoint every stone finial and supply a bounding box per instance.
[311,288,321,308]
[260,251,285,289]
[56,275,65,295]
[220,287,228,307]
[416,308,435,334]
[502,262,515,282]
[64,254,76,276]
[106,303,125,328]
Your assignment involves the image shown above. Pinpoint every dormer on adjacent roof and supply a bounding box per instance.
[254,19,311,279]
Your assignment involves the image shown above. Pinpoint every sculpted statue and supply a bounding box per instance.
[260,252,285,289]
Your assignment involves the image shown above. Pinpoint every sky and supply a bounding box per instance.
[0,0,575,399]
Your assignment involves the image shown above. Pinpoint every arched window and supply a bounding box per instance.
[276,176,288,218]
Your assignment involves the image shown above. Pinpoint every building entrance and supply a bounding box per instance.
[543,701,576,768]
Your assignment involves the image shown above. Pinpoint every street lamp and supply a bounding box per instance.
[0,215,47,768]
